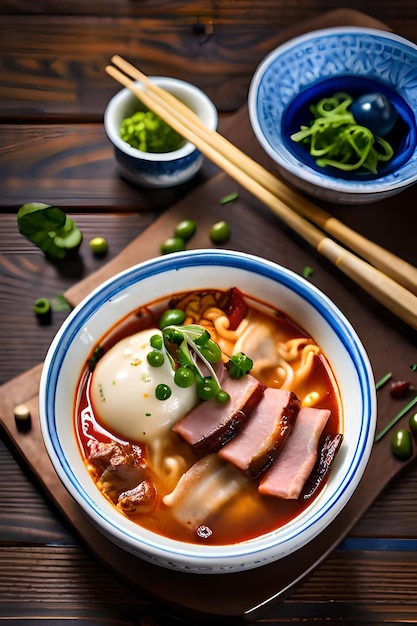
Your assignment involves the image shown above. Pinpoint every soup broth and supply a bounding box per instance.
[74,288,342,545]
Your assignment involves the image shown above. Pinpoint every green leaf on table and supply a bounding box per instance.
[17,202,82,258]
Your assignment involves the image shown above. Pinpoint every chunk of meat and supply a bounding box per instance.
[117,480,156,515]
[172,373,265,454]
[219,388,300,479]
[87,440,148,504]
[259,407,331,499]
[163,454,248,530]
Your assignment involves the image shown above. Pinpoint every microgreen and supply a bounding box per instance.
[156,323,252,401]
[226,352,253,379]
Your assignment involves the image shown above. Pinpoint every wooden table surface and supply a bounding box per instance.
[1,3,417,624]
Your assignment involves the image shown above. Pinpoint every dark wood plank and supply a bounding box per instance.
[0,546,196,625]
[0,439,72,544]
[0,15,290,118]
[0,123,217,211]
[1,0,417,40]
[263,550,417,623]
[0,10,394,120]
[1,544,417,624]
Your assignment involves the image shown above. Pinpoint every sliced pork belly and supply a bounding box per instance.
[172,374,265,454]
[163,454,248,530]
[259,406,330,499]
[301,433,343,500]
[218,388,300,479]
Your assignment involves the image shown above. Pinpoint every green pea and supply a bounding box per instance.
[155,384,172,401]
[89,236,108,256]
[409,413,417,437]
[197,376,218,400]
[160,237,186,255]
[159,308,186,329]
[147,350,164,367]
[150,334,163,350]
[216,390,230,403]
[209,220,231,244]
[199,339,222,363]
[174,219,196,241]
[34,297,51,317]
[174,366,196,388]
[391,428,413,460]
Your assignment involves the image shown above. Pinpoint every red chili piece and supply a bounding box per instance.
[225,287,247,331]
[390,380,412,399]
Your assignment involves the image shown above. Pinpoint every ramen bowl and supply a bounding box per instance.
[104,77,217,188]
[39,249,376,573]
[248,27,417,204]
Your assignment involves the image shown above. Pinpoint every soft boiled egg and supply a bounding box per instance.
[90,328,198,444]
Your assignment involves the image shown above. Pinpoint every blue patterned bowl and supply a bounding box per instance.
[248,27,417,204]
[39,249,376,573]
[104,77,217,188]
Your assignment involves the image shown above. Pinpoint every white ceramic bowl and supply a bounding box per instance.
[248,27,417,204]
[39,249,376,573]
[104,77,217,188]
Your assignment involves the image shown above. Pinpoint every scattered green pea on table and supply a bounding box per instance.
[391,428,413,460]
[89,236,109,256]
[409,413,417,437]
[209,220,231,244]
[174,219,197,241]
[160,237,187,255]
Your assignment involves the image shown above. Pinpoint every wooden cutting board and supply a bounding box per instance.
[1,9,417,621]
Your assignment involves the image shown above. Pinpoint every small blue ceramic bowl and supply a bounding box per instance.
[104,77,217,188]
[248,27,417,204]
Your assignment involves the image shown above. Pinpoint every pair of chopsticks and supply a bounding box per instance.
[106,55,417,332]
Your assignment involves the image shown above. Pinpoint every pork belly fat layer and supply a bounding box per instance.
[172,374,265,454]
[259,407,331,499]
[218,388,300,479]
[162,454,247,528]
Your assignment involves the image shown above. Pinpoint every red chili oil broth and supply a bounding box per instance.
[74,288,342,545]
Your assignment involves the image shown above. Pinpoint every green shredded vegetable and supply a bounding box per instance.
[120,110,185,153]
[219,191,239,205]
[291,93,394,174]
[375,394,417,443]
[375,372,393,390]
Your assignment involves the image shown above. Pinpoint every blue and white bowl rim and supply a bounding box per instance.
[39,249,375,564]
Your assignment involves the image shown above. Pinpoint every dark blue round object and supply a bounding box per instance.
[349,93,398,137]
[282,76,417,181]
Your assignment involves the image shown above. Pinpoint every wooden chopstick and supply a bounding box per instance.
[110,55,417,297]
[105,59,417,332]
